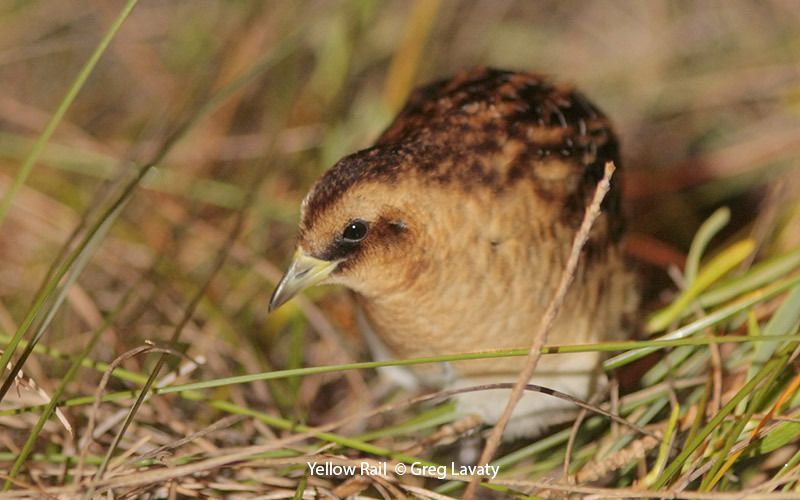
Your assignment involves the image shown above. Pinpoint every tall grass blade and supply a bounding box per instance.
[606,274,800,369]
[4,284,138,489]
[0,164,150,402]
[652,356,786,488]
[685,207,731,284]
[0,0,139,226]
[748,285,800,379]
[699,248,800,308]
[648,239,755,333]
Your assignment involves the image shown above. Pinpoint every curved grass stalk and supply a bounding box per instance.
[647,238,755,333]
[0,14,303,406]
[651,356,786,488]
[5,333,800,418]
[0,332,146,386]
[699,248,800,309]
[607,273,800,369]
[685,207,731,285]
[3,285,138,489]
[0,164,150,402]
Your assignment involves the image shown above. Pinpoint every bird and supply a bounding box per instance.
[269,67,637,439]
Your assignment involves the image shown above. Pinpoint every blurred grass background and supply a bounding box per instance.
[1,0,799,496]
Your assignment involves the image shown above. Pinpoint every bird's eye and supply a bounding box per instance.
[342,220,368,242]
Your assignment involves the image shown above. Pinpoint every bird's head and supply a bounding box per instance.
[269,146,430,312]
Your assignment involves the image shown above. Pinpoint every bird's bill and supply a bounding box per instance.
[269,250,339,312]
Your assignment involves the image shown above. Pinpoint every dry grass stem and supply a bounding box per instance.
[3,3,799,496]
[467,161,616,497]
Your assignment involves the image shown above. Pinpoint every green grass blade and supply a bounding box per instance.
[606,274,800,370]
[685,207,731,285]
[0,0,139,226]
[699,248,800,309]
[206,399,434,465]
[641,345,697,385]
[157,334,800,396]
[652,356,786,488]
[292,473,308,500]
[0,332,146,386]
[777,444,800,486]
[4,284,137,489]
[91,208,242,487]
[1,197,126,404]
[355,403,456,441]
[644,402,680,486]
[757,421,800,456]
[91,82,295,483]
[701,358,783,491]
[683,380,711,455]
[435,417,607,494]
[749,285,800,378]
[648,239,755,333]
[602,397,668,460]
[1,0,302,419]
[7,333,800,418]
[0,165,148,402]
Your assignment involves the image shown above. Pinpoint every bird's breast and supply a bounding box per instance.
[354,182,633,378]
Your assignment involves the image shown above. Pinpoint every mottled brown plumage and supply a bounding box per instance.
[272,68,637,437]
